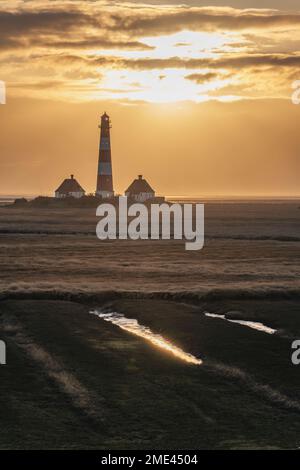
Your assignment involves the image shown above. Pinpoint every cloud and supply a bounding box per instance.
[61,52,300,71]
[111,8,300,36]
[0,9,92,36]
[44,39,153,51]
[186,72,226,83]
[1,2,299,102]
[1,4,300,51]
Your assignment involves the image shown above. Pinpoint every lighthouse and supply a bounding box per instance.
[96,112,114,198]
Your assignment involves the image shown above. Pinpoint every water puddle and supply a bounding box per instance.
[205,313,276,335]
[90,309,202,365]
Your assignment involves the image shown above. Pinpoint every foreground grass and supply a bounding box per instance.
[0,298,299,449]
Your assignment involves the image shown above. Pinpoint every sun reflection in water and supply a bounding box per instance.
[205,313,276,334]
[90,310,202,365]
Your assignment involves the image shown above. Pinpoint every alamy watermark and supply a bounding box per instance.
[96,196,204,251]
[0,340,6,365]
[0,80,6,104]
[291,340,300,365]
[292,80,300,105]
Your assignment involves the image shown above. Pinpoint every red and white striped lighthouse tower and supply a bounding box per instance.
[96,112,114,198]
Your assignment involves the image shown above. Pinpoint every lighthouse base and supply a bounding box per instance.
[96,190,114,199]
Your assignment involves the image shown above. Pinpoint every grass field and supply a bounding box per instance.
[0,203,299,449]
[0,297,300,449]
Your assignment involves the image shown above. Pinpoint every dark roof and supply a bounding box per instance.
[125,175,155,195]
[55,175,85,194]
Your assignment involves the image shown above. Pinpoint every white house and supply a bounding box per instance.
[125,175,155,202]
[55,174,85,199]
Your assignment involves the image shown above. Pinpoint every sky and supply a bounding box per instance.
[0,0,299,197]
